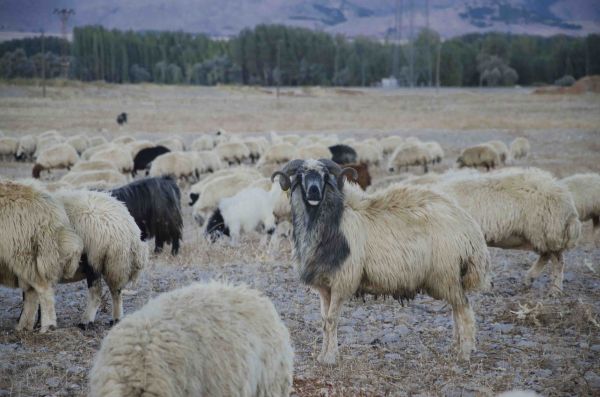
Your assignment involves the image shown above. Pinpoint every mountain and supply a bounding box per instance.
[1,0,599,39]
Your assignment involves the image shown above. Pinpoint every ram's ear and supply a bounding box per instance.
[337,167,358,190]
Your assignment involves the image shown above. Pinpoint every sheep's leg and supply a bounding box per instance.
[81,278,103,327]
[154,237,164,254]
[452,302,476,361]
[36,285,57,333]
[549,252,565,296]
[318,291,343,366]
[17,287,39,331]
[315,287,331,363]
[525,253,551,286]
[108,285,123,325]
[171,238,180,256]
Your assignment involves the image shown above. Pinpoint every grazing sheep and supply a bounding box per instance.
[71,160,118,173]
[188,167,260,206]
[297,144,331,160]
[281,134,300,145]
[0,180,83,332]
[111,177,183,255]
[191,135,216,151]
[15,135,37,161]
[259,142,298,165]
[0,137,18,160]
[433,168,581,294]
[148,151,195,181]
[126,139,155,158]
[53,189,147,327]
[81,143,112,160]
[380,136,404,154]
[423,141,444,164]
[89,136,108,147]
[89,281,293,397]
[388,141,431,173]
[272,159,491,363]
[90,147,134,174]
[66,135,89,155]
[243,137,268,163]
[132,145,170,176]
[353,142,382,165]
[38,130,62,141]
[32,143,79,178]
[487,140,509,164]
[61,170,127,188]
[560,173,600,236]
[510,137,530,160]
[329,144,358,165]
[457,144,500,171]
[216,141,251,165]
[206,184,282,244]
[195,150,224,173]
[112,135,135,145]
[156,137,185,152]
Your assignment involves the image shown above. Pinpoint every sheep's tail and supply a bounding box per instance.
[129,241,148,284]
[58,226,84,280]
[563,213,582,250]
[461,245,492,293]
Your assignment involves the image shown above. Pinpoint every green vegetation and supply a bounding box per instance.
[1,24,599,87]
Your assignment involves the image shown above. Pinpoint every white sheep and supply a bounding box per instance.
[61,170,127,189]
[388,141,431,173]
[16,135,37,160]
[149,151,195,181]
[71,160,119,173]
[195,150,224,173]
[189,167,261,205]
[353,142,382,165]
[510,137,530,159]
[259,142,298,165]
[126,139,155,157]
[112,135,136,145]
[34,135,63,158]
[89,136,108,147]
[81,142,112,160]
[423,141,444,164]
[38,130,62,141]
[216,141,251,165]
[380,135,405,154]
[243,137,269,162]
[0,180,83,332]
[487,140,510,164]
[297,144,331,160]
[432,168,581,294]
[281,134,300,145]
[560,173,600,237]
[156,137,185,152]
[272,159,491,363]
[89,281,293,397]
[0,137,18,160]
[52,189,147,326]
[250,177,291,222]
[66,135,90,155]
[32,143,79,178]
[191,134,216,151]
[457,143,500,171]
[90,146,134,174]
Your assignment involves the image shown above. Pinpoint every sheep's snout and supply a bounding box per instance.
[266,226,276,235]
[304,173,323,206]
[189,193,199,206]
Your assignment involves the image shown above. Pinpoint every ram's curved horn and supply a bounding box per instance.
[271,159,304,191]
[318,158,342,176]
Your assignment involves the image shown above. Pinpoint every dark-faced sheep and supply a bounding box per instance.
[329,144,358,165]
[132,145,170,176]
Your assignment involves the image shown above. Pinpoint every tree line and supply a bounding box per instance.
[1,24,599,87]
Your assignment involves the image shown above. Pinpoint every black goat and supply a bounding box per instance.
[111,176,182,255]
[329,144,357,165]
[116,112,128,126]
[132,145,170,177]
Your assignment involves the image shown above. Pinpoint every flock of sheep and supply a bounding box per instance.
[0,127,599,396]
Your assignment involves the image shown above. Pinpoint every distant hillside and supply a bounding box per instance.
[1,0,599,39]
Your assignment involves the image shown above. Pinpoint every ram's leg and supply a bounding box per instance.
[592,216,599,242]
[154,237,164,254]
[318,291,344,365]
[549,252,565,296]
[36,285,57,333]
[108,285,123,325]
[171,237,180,256]
[525,253,551,286]
[452,300,476,361]
[315,287,331,363]
[17,287,39,331]
[80,277,102,327]
[451,307,461,350]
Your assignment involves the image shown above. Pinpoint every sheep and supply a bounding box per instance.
[510,137,530,160]
[156,137,185,152]
[388,141,431,173]
[81,143,112,160]
[126,139,155,157]
[380,135,404,154]
[242,137,268,163]
[66,135,90,155]
[15,135,36,161]
[297,144,331,160]
[112,135,135,145]
[38,130,62,141]
[432,168,581,294]
[342,163,371,190]
[71,160,118,173]
[259,142,298,165]
[362,138,383,156]
[216,141,251,165]
[111,177,183,255]
[32,143,79,178]
[191,134,215,151]
[271,159,491,363]
[560,173,600,236]
[90,147,134,174]
[329,144,357,165]
[456,144,500,171]
[192,173,257,226]
[353,142,382,165]
[195,150,224,173]
[423,141,444,164]
[0,180,83,332]
[0,137,18,160]
[132,145,170,176]
[61,170,128,188]
[148,151,195,181]
[281,134,300,145]
[188,167,262,205]
[486,140,509,164]
[89,136,108,147]
[88,281,293,397]
[52,189,147,327]
[205,184,282,244]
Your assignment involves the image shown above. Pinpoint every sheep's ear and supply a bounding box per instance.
[271,171,291,191]
[337,167,358,190]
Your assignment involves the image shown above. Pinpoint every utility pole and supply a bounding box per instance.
[41,29,46,97]
[436,40,442,92]
[276,39,282,99]
[53,8,75,79]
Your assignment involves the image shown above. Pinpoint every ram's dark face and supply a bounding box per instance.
[297,160,329,207]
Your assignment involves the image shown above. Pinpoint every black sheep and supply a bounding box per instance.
[329,144,357,165]
[111,176,183,255]
[132,145,170,177]
[116,112,128,126]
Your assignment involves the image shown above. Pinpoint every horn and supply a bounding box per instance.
[271,171,291,191]
[337,167,358,190]
[318,158,342,176]
[270,159,304,191]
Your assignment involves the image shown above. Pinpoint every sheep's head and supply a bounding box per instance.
[271,159,357,207]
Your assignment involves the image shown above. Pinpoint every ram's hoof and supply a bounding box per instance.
[109,319,119,327]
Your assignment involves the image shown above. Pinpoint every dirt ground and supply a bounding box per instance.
[0,83,599,397]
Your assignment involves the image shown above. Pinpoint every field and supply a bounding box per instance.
[1,82,599,396]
